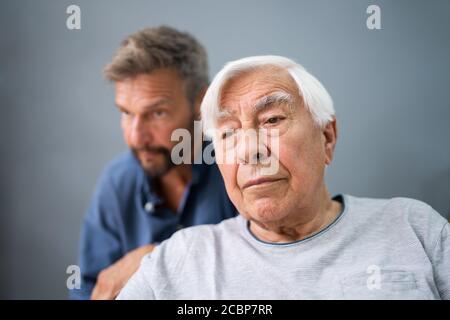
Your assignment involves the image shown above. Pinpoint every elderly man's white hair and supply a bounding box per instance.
[201,55,335,139]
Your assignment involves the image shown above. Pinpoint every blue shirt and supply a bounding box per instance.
[70,150,237,299]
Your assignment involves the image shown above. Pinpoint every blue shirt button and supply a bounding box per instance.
[144,202,155,213]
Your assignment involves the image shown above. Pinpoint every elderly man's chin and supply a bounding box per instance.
[242,197,289,224]
[240,185,291,223]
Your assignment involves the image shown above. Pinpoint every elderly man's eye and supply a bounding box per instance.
[221,129,235,140]
[265,116,285,125]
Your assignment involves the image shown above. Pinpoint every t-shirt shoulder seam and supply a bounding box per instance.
[407,199,447,247]
[431,221,449,254]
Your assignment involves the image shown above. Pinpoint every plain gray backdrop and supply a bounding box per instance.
[0,0,449,299]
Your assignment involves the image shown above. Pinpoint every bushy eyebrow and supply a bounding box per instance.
[253,91,294,112]
[216,90,294,123]
[216,109,234,121]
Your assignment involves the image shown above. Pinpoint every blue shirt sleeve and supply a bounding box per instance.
[69,168,124,300]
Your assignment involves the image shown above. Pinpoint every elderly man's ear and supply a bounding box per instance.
[193,86,208,120]
[323,117,338,165]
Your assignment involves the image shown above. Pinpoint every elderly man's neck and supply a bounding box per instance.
[249,188,342,244]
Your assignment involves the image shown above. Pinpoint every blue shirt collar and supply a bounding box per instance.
[131,148,210,214]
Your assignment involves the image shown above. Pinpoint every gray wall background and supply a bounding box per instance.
[0,0,449,299]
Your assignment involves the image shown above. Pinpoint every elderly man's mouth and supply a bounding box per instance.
[243,177,285,189]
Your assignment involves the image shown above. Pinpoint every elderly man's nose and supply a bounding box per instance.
[237,134,270,165]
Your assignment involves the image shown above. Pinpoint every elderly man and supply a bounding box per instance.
[70,26,237,300]
[117,56,449,299]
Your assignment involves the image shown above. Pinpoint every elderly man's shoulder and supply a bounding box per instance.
[349,194,443,220]
[348,194,447,243]
[138,216,241,276]
[154,216,241,254]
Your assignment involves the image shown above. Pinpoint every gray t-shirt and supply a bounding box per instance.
[117,194,449,299]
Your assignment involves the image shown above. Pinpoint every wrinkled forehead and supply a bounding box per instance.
[218,65,300,112]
